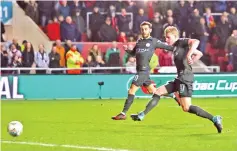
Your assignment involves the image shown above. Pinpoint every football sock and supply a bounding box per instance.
[122,94,135,114]
[173,96,180,105]
[188,105,214,121]
[167,93,180,105]
[143,94,160,115]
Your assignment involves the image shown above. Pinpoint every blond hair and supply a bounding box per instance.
[164,26,179,38]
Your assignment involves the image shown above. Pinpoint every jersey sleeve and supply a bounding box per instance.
[154,38,174,51]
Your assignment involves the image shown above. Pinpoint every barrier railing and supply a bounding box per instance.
[0,66,220,74]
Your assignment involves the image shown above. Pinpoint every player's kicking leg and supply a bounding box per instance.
[166,92,181,106]
[112,84,139,120]
[179,97,223,133]
[143,84,181,106]
[130,85,169,121]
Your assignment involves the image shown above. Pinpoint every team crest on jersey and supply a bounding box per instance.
[146,43,150,47]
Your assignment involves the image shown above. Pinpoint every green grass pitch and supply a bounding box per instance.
[1,98,237,151]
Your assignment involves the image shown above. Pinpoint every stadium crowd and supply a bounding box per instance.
[1,0,237,74]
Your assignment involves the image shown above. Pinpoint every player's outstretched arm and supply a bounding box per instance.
[155,39,174,51]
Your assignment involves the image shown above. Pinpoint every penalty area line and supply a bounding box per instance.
[1,140,133,151]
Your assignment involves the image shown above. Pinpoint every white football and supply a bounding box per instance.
[8,121,23,137]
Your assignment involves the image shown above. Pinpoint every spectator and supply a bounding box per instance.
[189,9,201,38]
[205,8,216,29]
[153,12,164,23]
[49,46,61,74]
[194,17,209,53]
[105,41,120,73]
[66,44,84,74]
[83,55,96,70]
[8,44,22,65]
[228,7,237,30]
[99,17,117,42]
[1,43,9,68]
[126,1,138,20]
[55,39,65,67]
[165,9,174,21]
[118,32,127,42]
[216,15,231,49]
[1,22,5,42]
[163,17,178,30]
[125,56,136,74]
[107,5,119,33]
[58,15,64,24]
[174,0,188,37]
[134,8,148,34]
[38,1,55,27]
[35,44,49,74]
[123,43,134,66]
[147,1,155,21]
[25,0,39,24]
[229,41,237,71]
[95,1,107,13]
[128,36,135,42]
[151,14,163,39]
[159,49,173,66]
[61,16,81,42]
[70,0,85,18]
[12,38,21,51]
[89,44,102,63]
[89,6,104,42]
[194,0,205,16]
[58,0,70,18]
[187,0,196,15]
[110,1,124,11]
[84,1,96,12]
[21,40,28,52]
[22,42,35,74]
[11,55,23,74]
[155,1,169,16]
[117,8,131,36]
[64,40,72,56]
[225,30,237,53]
[46,17,61,41]
[94,55,106,73]
[72,9,86,34]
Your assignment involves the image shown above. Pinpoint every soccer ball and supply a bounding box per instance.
[8,121,23,137]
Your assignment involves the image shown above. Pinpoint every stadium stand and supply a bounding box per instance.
[1,0,237,74]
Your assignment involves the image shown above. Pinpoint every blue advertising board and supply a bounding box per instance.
[0,1,13,25]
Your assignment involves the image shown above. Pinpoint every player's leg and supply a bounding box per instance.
[143,85,169,115]
[179,82,223,133]
[122,84,140,114]
[112,74,142,120]
[131,81,176,121]
[112,84,139,120]
[173,92,181,106]
[144,83,157,94]
[145,78,180,106]
[165,92,181,106]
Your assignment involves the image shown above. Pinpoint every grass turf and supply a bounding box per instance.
[1,98,237,151]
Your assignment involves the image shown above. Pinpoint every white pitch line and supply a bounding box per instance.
[1,140,132,151]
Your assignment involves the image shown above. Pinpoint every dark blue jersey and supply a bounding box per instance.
[126,37,173,72]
